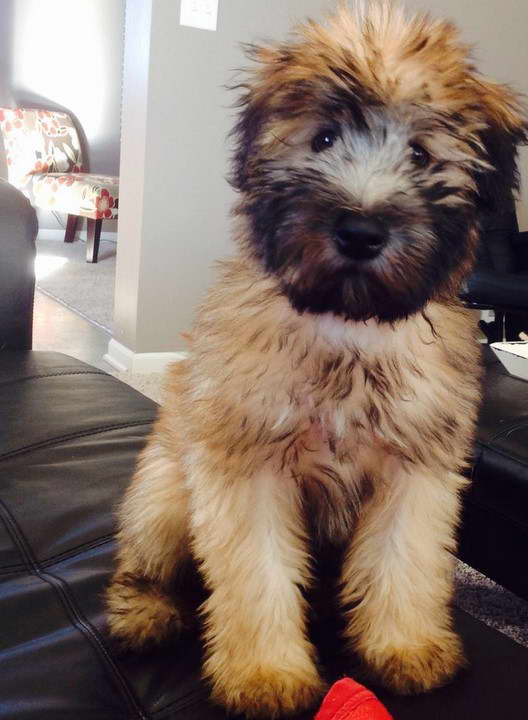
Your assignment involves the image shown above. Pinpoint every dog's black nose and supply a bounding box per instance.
[334,212,388,260]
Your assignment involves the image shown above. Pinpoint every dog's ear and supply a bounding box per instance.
[229,44,284,192]
[471,79,528,213]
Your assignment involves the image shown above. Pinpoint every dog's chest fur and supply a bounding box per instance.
[257,317,441,540]
[183,260,479,544]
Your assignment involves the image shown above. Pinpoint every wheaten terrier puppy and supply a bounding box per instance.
[107,2,527,717]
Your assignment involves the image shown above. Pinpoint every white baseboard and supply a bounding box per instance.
[104,338,188,373]
[37,228,118,243]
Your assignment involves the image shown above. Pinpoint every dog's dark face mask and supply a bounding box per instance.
[229,14,527,323]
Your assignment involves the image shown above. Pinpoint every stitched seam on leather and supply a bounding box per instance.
[0,568,23,577]
[0,370,105,388]
[0,499,150,720]
[0,420,154,463]
[0,535,116,573]
[475,439,528,471]
[41,534,116,567]
[153,688,209,717]
[0,556,27,571]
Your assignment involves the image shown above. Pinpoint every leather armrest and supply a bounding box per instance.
[0,180,38,350]
[461,269,528,312]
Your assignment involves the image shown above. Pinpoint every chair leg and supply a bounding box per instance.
[64,214,78,243]
[86,219,102,263]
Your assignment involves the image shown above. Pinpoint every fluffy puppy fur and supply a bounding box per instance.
[107,3,527,717]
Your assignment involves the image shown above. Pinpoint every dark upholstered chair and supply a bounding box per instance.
[461,197,528,341]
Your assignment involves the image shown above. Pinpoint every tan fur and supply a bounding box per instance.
[107,3,525,717]
[246,2,524,133]
[108,258,480,712]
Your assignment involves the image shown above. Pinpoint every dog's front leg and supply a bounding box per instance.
[340,464,466,694]
[107,437,190,649]
[188,453,324,718]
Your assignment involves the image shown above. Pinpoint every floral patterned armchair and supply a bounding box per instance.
[0,108,118,263]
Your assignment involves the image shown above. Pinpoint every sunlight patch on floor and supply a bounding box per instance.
[34,254,69,281]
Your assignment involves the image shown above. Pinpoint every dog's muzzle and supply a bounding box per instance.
[334,211,388,261]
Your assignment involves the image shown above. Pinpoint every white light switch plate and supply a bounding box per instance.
[180,0,218,31]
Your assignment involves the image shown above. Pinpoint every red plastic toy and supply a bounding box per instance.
[315,678,393,720]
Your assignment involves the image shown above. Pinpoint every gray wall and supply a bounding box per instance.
[114,0,528,356]
[0,0,125,232]
[114,0,335,355]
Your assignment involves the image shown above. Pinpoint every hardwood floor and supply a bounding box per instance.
[33,290,114,371]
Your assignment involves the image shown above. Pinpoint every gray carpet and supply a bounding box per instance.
[112,369,166,405]
[36,236,115,332]
[112,367,528,649]
[455,562,528,646]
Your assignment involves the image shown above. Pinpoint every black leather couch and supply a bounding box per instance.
[2,180,528,719]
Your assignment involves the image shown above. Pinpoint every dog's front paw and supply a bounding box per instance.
[208,659,325,718]
[106,572,182,651]
[365,631,466,695]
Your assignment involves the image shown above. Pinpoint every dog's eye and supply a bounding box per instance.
[311,129,337,153]
[410,143,430,168]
